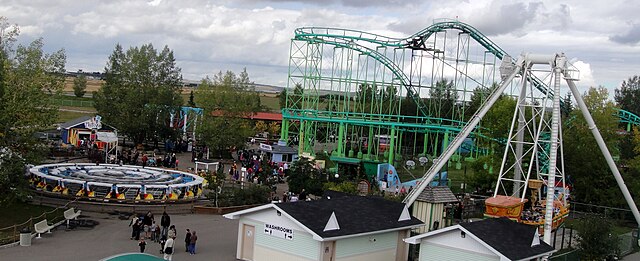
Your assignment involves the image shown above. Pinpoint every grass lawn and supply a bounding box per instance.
[0,202,57,229]
[260,94,280,112]
[57,109,94,123]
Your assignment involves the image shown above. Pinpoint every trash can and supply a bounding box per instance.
[20,227,31,246]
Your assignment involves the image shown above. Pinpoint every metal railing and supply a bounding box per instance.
[0,198,77,246]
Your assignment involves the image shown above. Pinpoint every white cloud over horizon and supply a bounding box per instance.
[1,0,639,93]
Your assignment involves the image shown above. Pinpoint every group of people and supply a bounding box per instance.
[129,211,197,260]
[280,189,307,203]
[116,149,179,168]
[233,149,289,185]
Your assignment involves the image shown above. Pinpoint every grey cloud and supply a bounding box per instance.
[232,0,415,7]
[610,23,640,45]
[472,1,543,36]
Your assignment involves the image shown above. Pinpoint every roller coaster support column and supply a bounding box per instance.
[337,122,345,157]
[367,127,374,160]
[443,132,450,166]
[280,119,289,143]
[432,134,439,158]
[567,78,640,227]
[298,120,305,155]
[389,126,396,164]
[422,132,429,156]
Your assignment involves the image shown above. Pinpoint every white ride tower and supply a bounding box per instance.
[492,53,571,243]
[403,53,640,245]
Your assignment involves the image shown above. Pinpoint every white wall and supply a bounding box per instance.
[420,243,499,261]
[239,209,320,261]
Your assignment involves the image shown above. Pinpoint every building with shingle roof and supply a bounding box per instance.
[404,218,556,261]
[224,192,424,261]
[412,186,459,233]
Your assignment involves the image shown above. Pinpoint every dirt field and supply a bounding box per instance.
[63,78,104,93]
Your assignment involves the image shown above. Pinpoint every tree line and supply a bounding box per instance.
[2,14,640,210]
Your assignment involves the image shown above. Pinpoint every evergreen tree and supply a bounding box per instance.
[615,75,640,116]
[188,90,196,107]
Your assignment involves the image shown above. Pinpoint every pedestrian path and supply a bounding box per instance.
[0,212,239,261]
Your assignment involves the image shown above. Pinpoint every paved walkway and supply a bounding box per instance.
[0,212,239,261]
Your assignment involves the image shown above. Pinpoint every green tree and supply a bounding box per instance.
[283,83,304,110]
[73,74,87,97]
[93,43,183,145]
[188,90,196,107]
[564,87,622,206]
[614,75,640,116]
[0,17,66,204]
[429,79,459,120]
[575,215,619,260]
[466,83,498,119]
[278,88,287,109]
[482,96,517,142]
[195,69,260,156]
[561,92,573,117]
[287,157,325,196]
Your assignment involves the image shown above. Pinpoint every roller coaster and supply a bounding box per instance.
[281,19,640,244]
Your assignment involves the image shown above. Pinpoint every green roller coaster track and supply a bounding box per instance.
[282,20,640,171]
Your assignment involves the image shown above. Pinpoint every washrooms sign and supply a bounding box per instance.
[264,223,294,240]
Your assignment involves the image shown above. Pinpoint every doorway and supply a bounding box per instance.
[241,224,255,260]
[322,241,336,261]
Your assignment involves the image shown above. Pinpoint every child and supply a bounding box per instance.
[154,224,161,242]
[159,235,167,254]
[151,221,159,242]
[138,238,146,253]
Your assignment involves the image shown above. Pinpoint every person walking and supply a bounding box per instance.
[163,236,175,261]
[184,228,191,252]
[129,215,139,240]
[133,220,142,240]
[138,238,146,253]
[188,230,198,255]
[160,212,171,238]
[143,211,153,239]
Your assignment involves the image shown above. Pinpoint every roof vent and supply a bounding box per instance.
[323,211,340,231]
[398,205,411,221]
[531,230,540,247]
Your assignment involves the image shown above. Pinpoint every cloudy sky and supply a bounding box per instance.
[2,0,639,93]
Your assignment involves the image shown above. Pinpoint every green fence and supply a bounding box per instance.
[54,99,95,107]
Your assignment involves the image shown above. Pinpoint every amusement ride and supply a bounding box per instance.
[282,19,640,244]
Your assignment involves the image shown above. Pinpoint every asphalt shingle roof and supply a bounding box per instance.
[59,115,93,129]
[461,218,555,260]
[275,192,423,239]
[416,186,458,203]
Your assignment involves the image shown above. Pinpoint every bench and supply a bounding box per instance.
[34,219,55,238]
[64,208,81,228]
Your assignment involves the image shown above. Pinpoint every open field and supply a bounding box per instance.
[63,78,103,93]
